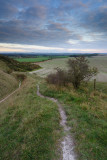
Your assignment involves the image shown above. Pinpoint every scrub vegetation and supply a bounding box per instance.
[46,57,98,89]
[0,55,40,72]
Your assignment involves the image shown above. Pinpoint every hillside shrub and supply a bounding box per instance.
[68,56,98,88]
[46,68,68,86]
[0,55,41,72]
[46,56,98,89]
[15,73,26,81]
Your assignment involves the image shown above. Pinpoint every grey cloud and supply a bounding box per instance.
[0,0,106,50]
[61,0,87,8]
[19,5,47,20]
[0,19,81,47]
[49,0,88,22]
[47,23,70,33]
[81,6,107,33]
[0,1,18,19]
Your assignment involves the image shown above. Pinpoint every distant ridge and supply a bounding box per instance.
[0,52,106,57]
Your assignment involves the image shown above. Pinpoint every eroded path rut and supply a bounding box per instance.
[0,81,21,104]
[37,85,76,160]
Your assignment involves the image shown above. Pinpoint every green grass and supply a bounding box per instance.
[15,57,51,63]
[0,76,61,160]
[40,81,107,160]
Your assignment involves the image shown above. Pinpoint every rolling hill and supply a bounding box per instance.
[0,54,40,100]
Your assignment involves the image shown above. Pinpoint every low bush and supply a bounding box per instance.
[15,73,26,81]
[46,68,68,86]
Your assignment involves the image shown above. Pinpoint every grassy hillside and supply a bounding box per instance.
[40,81,107,160]
[0,54,107,159]
[0,54,41,100]
[0,76,61,160]
[0,70,18,100]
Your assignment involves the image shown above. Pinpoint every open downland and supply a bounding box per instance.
[40,81,107,160]
[0,55,107,160]
[31,56,107,82]
[0,76,61,160]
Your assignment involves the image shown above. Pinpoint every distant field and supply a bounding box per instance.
[15,56,69,63]
[88,56,107,73]
[15,57,50,62]
[31,55,107,82]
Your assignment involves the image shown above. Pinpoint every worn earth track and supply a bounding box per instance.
[37,85,76,160]
[0,81,21,104]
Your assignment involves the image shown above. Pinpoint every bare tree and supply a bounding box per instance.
[68,56,98,89]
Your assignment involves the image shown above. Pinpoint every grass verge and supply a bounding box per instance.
[0,76,61,160]
[40,81,107,160]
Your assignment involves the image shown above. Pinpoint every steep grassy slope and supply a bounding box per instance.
[0,59,11,73]
[0,56,18,100]
[0,76,61,160]
[0,70,18,100]
[40,81,107,160]
[0,54,41,100]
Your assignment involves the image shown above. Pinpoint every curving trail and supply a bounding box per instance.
[0,81,21,104]
[37,85,76,160]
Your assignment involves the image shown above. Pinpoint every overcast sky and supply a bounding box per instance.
[0,0,107,53]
